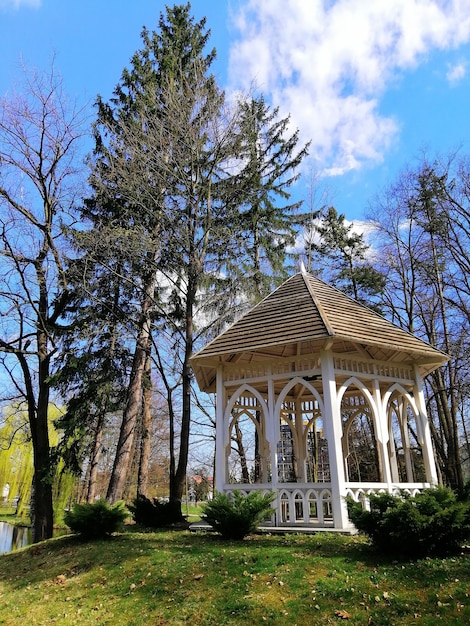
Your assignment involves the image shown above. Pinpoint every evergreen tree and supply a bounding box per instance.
[230,96,310,302]
[81,4,232,511]
[78,4,310,516]
[308,206,385,309]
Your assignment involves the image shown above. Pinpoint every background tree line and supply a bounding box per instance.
[0,3,468,543]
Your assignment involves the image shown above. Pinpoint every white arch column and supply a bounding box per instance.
[413,365,438,485]
[293,395,308,482]
[266,370,278,486]
[265,369,280,523]
[320,351,350,529]
[399,397,415,482]
[372,379,393,488]
[215,365,226,493]
[387,401,401,482]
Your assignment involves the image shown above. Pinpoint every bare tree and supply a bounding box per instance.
[0,64,87,540]
[368,157,469,491]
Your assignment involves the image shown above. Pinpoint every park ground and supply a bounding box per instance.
[0,513,469,625]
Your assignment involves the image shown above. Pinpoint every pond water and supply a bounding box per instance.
[0,521,32,554]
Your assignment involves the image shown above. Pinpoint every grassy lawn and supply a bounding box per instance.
[0,507,30,525]
[0,527,468,625]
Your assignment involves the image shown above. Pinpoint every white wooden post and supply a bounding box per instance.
[215,365,226,494]
[400,397,415,482]
[294,397,307,482]
[320,351,350,529]
[387,402,401,482]
[414,365,438,485]
[267,370,279,523]
[372,379,393,488]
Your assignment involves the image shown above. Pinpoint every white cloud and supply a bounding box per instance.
[229,0,470,175]
[446,62,466,84]
[0,0,40,9]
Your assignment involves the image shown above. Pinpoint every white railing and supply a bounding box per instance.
[345,482,430,506]
[224,483,334,527]
[223,481,431,528]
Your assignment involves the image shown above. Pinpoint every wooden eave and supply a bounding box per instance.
[191,272,450,393]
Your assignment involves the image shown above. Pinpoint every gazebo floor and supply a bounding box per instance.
[189,521,357,535]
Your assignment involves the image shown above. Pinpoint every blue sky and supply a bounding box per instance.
[2,0,470,223]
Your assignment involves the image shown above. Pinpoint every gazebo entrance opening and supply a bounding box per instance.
[228,392,271,484]
[341,388,380,483]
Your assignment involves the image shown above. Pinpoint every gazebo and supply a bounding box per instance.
[190,270,449,531]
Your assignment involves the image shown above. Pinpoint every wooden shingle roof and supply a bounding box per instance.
[191,271,449,392]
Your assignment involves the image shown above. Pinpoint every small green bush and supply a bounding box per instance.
[128,495,185,528]
[64,500,128,539]
[202,490,275,540]
[347,487,470,558]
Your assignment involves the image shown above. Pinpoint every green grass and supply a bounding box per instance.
[0,507,30,526]
[0,527,469,625]
[182,502,203,522]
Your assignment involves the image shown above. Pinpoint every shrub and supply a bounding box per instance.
[202,490,275,540]
[128,495,185,528]
[64,499,128,539]
[347,487,470,559]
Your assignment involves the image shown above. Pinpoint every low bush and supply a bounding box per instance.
[347,486,470,558]
[128,495,185,528]
[202,490,275,540]
[64,499,128,539]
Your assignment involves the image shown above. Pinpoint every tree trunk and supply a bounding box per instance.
[30,336,54,542]
[170,275,195,520]
[106,271,155,503]
[137,352,152,498]
[234,421,250,483]
[86,412,105,503]
[428,368,464,490]
[30,272,54,542]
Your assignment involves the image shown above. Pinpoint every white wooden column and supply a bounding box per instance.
[320,351,350,529]
[387,403,401,482]
[372,379,393,488]
[413,364,438,485]
[400,397,415,482]
[266,369,279,524]
[294,396,307,482]
[215,365,226,494]
[266,369,278,487]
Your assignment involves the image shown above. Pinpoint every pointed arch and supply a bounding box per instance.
[224,384,269,446]
[275,377,329,484]
[225,384,271,485]
[274,376,325,419]
[339,377,381,482]
[382,383,419,417]
[337,376,377,412]
[385,384,426,483]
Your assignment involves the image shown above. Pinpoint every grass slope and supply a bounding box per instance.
[0,528,469,625]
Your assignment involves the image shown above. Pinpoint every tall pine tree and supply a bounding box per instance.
[307,206,385,309]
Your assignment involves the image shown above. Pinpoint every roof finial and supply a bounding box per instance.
[299,259,307,275]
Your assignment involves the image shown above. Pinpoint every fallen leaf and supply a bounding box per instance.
[193,573,204,580]
[335,609,350,619]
